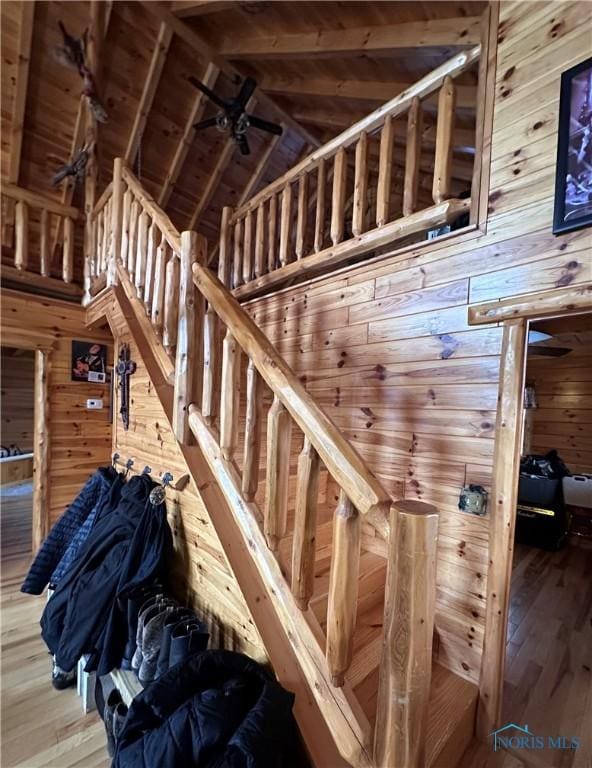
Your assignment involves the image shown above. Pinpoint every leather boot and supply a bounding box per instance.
[138,605,178,684]
[121,585,161,670]
[131,597,175,671]
[168,619,209,668]
[155,608,196,678]
[103,688,123,757]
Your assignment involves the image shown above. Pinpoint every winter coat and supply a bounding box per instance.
[40,474,173,675]
[21,466,119,595]
[113,650,297,768]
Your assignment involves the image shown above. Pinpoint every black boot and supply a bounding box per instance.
[155,609,196,678]
[131,597,175,671]
[168,619,209,668]
[51,658,76,690]
[103,688,123,757]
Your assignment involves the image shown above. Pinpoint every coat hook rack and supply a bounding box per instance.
[111,452,190,491]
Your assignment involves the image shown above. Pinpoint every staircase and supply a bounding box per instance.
[83,156,478,767]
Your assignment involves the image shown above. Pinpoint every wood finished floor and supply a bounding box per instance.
[459,539,592,768]
[1,482,109,768]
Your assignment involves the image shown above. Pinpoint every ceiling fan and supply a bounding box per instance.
[188,75,283,156]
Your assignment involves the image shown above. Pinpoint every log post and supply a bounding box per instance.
[296,173,309,259]
[151,242,167,335]
[242,209,253,285]
[403,97,423,216]
[432,76,456,204]
[144,222,159,310]
[218,206,232,288]
[254,203,265,278]
[268,193,277,272]
[32,349,49,553]
[202,301,218,426]
[377,115,394,227]
[39,209,50,277]
[134,211,149,298]
[314,158,326,253]
[326,491,361,687]
[163,255,179,355]
[62,216,74,283]
[173,230,203,444]
[121,188,131,269]
[330,148,347,246]
[352,132,368,237]
[220,328,240,460]
[127,199,140,274]
[14,200,28,270]
[264,395,292,551]
[279,182,293,267]
[292,438,320,610]
[108,157,124,286]
[232,218,243,289]
[374,500,439,768]
[242,358,263,501]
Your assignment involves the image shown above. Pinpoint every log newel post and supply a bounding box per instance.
[108,157,124,286]
[374,500,439,768]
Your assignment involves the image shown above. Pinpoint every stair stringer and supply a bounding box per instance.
[88,285,360,768]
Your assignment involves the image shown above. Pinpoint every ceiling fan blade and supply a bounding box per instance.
[236,134,250,155]
[246,114,283,135]
[188,76,228,110]
[235,77,257,107]
[528,345,572,357]
[194,116,220,131]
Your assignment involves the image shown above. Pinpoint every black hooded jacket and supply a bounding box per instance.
[40,474,173,674]
[113,650,297,768]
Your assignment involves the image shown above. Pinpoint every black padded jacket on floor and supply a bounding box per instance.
[40,473,173,675]
[113,650,297,768]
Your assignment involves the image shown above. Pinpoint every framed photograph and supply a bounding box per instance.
[71,341,108,383]
[553,57,592,235]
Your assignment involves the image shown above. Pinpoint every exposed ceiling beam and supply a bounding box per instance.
[188,137,236,230]
[260,76,477,110]
[219,17,481,59]
[237,128,284,207]
[140,1,321,148]
[125,22,173,164]
[158,62,220,208]
[9,1,35,185]
[172,1,238,17]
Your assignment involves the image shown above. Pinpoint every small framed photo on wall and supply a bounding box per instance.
[71,341,108,383]
[553,56,592,235]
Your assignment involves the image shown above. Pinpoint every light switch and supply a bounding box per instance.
[86,398,104,410]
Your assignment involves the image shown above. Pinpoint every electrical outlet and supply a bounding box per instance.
[86,398,104,410]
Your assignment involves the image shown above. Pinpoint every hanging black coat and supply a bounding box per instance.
[113,650,297,768]
[21,466,120,595]
[40,474,173,675]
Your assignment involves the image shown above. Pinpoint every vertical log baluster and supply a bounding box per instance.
[296,173,309,259]
[242,210,253,285]
[330,149,347,246]
[121,188,132,267]
[163,255,179,355]
[265,395,292,551]
[242,359,263,501]
[109,157,124,286]
[377,115,394,227]
[292,438,320,610]
[218,206,232,288]
[279,182,292,267]
[39,209,50,277]
[433,76,456,204]
[254,203,265,278]
[326,491,361,687]
[233,218,243,289]
[103,199,112,272]
[314,158,326,253]
[89,216,98,279]
[151,242,167,335]
[127,199,140,274]
[134,211,149,298]
[352,132,368,237]
[202,301,218,426]
[144,222,159,310]
[14,200,28,271]
[403,96,423,216]
[220,329,240,460]
[62,217,74,283]
[268,193,277,273]
[374,500,439,768]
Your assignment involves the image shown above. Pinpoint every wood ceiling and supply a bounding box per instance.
[1,0,485,251]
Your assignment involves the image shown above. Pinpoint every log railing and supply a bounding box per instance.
[222,45,480,300]
[90,158,440,767]
[1,184,79,288]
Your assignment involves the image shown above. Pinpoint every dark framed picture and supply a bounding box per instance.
[553,57,592,235]
[71,341,108,383]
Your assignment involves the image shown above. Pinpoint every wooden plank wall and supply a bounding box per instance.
[0,348,35,452]
[0,290,113,526]
[527,345,592,475]
[107,301,267,662]
[242,0,592,685]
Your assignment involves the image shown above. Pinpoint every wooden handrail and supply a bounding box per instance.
[232,44,480,221]
[2,184,80,219]
[191,260,391,530]
[121,166,181,254]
